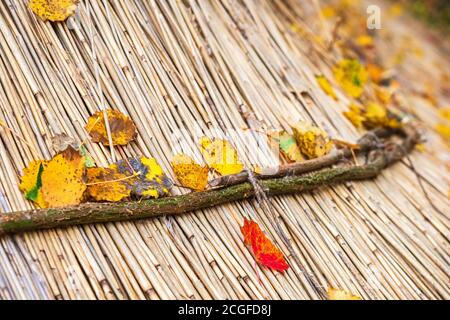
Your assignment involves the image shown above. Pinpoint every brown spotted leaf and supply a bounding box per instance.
[85,109,137,146]
[86,167,131,202]
[111,156,172,199]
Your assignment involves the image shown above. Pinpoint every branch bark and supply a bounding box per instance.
[208,126,398,188]
[0,125,419,236]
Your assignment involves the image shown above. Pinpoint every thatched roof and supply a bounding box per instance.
[0,0,448,299]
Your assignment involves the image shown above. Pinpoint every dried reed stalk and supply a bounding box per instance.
[0,0,448,300]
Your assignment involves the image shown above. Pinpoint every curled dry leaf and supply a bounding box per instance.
[29,0,78,22]
[333,59,368,98]
[292,122,333,159]
[200,137,244,176]
[327,287,362,300]
[171,154,209,191]
[315,75,337,100]
[241,218,289,273]
[85,109,137,146]
[51,132,78,153]
[86,167,131,202]
[19,160,48,208]
[52,133,95,167]
[112,156,172,199]
[269,131,304,163]
[41,146,86,208]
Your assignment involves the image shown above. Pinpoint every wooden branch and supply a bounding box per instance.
[0,125,419,236]
[208,126,397,188]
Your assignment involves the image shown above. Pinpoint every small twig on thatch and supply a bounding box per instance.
[208,126,398,188]
[0,125,420,236]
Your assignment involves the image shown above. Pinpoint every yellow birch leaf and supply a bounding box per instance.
[252,165,263,175]
[269,131,304,163]
[19,160,49,208]
[388,3,404,18]
[41,146,86,208]
[415,144,426,152]
[29,0,78,22]
[343,104,365,128]
[344,103,399,129]
[200,137,244,176]
[290,23,307,37]
[86,167,131,202]
[111,156,172,199]
[364,102,399,129]
[356,35,374,47]
[85,109,137,146]
[364,102,388,126]
[316,75,337,100]
[320,6,337,19]
[292,122,333,159]
[374,86,392,104]
[327,287,362,300]
[171,154,209,191]
[435,124,450,140]
[333,59,368,98]
[439,108,450,122]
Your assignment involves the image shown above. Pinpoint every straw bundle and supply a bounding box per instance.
[0,0,448,300]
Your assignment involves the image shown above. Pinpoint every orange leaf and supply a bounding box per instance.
[241,219,289,273]
[41,146,86,208]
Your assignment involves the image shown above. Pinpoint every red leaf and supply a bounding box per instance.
[241,218,289,272]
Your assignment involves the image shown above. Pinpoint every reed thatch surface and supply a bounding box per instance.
[0,0,449,299]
